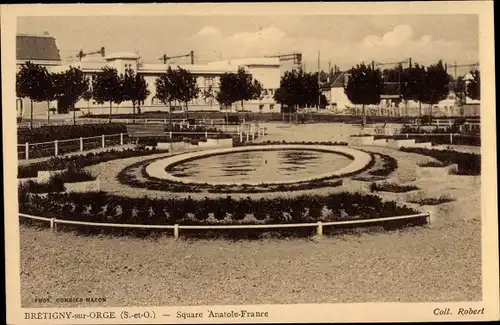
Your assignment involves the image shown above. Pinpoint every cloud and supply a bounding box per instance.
[362,24,414,48]
[196,25,222,37]
[185,24,477,70]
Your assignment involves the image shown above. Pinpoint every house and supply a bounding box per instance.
[16,33,62,119]
[320,71,351,113]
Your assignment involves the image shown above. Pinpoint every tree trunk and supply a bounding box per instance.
[109,101,112,123]
[429,104,433,125]
[418,101,422,118]
[47,101,51,125]
[30,99,34,130]
[185,102,189,120]
[362,104,366,128]
[132,101,136,124]
[168,101,172,127]
[73,103,76,125]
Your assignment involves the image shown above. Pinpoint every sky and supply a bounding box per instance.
[18,15,479,73]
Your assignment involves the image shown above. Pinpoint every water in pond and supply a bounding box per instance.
[168,149,352,183]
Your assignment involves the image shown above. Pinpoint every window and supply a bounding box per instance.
[259,104,264,111]
[204,77,214,87]
[16,99,23,111]
[269,104,274,110]
[263,89,268,96]
[151,97,160,105]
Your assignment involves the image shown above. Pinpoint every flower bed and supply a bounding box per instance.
[418,161,447,167]
[370,182,419,193]
[367,153,398,176]
[19,191,423,238]
[118,143,372,193]
[408,195,455,206]
[375,134,480,146]
[18,148,167,178]
[399,148,480,175]
[237,140,348,146]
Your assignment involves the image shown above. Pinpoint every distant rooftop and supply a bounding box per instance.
[16,33,61,63]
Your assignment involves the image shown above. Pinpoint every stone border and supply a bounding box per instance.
[145,145,372,186]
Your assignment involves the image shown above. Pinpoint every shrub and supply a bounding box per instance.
[370,182,419,193]
[418,161,447,167]
[20,177,65,194]
[18,148,166,178]
[400,147,480,175]
[19,191,422,231]
[408,195,455,205]
[368,154,398,176]
[18,124,128,144]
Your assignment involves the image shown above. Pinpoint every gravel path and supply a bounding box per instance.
[20,219,481,307]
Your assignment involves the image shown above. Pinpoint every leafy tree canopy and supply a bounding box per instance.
[344,63,382,106]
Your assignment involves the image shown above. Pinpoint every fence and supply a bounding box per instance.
[17,127,268,160]
[17,118,243,129]
[19,212,431,239]
[395,133,480,146]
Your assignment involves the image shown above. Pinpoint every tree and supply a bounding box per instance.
[16,62,39,129]
[122,69,150,123]
[202,85,216,110]
[170,66,199,120]
[82,83,93,113]
[421,60,450,123]
[344,63,383,127]
[400,63,427,117]
[155,67,176,125]
[274,69,320,122]
[467,69,480,101]
[217,67,262,113]
[92,67,123,123]
[16,62,53,128]
[52,67,90,125]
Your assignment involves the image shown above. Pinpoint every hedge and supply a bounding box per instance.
[19,191,423,238]
[18,124,128,144]
[82,111,414,124]
[234,140,348,147]
[370,182,419,193]
[18,148,167,178]
[368,154,398,176]
[399,147,480,175]
[375,134,480,146]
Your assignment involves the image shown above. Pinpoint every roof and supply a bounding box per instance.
[104,52,140,60]
[16,34,61,62]
[320,71,347,90]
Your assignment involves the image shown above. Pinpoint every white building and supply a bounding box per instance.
[16,33,283,119]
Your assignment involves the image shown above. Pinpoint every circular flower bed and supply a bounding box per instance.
[116,144,374,194]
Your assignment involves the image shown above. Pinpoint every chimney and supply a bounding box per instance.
[43,31,50,36]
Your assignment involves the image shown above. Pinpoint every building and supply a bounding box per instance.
[16,32,62,118]
[320,71,351,113]
[320,70,479,117]
[16,32,282,119]
[52,53,282,115]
